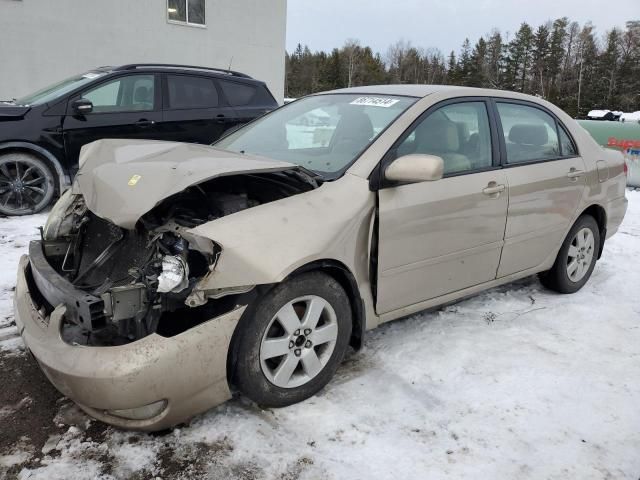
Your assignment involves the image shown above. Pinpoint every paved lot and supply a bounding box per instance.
[1,192,639,480]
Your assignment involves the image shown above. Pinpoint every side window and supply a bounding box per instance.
[167,75,219,109]
[394,101,493,175]
[83,75,155,113]
[559,126,577,156]
[496,103,560,164]
[219,80,256,106]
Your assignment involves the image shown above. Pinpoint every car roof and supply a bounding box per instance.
[319,84,544,102]
[93,64,260,83]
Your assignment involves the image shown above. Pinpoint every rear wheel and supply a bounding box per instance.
[232,272,352,407]
[539,215,600,293]
[0,153,55,216]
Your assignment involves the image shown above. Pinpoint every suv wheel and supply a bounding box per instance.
[0,152,55,216]
[539,215,600,293]
[232,272,352,407]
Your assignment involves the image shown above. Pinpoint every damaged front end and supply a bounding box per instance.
[38,169,315,346]
[13,139,321,429]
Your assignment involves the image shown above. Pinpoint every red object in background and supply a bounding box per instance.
[608,137,640,150]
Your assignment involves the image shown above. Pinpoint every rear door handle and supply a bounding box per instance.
[567,168,584,180]
[215,114,226,124]
[482,183,506,196]
[136,119,155,128]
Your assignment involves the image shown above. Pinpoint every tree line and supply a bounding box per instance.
[285,19,640,117]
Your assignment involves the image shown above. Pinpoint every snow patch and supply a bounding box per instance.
[1,195,640,478]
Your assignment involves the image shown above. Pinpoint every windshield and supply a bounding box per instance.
[13,71,109,106]
[216,94,417,179]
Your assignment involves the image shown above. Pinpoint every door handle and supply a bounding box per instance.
[482,183,506,196]
[215,114,226,124]
[136,119,155,128]
[567,168,584,180]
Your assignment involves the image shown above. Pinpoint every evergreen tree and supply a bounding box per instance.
[446,51,458,84]
[531,24,551,96]
[547,17,569,103]
[458,38,472,84]
[505,23,534,92]
[485,30,504,88]
[285,17,640,114]
[468,38,488,87]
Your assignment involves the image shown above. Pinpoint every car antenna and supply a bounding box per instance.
[228,56,234,74]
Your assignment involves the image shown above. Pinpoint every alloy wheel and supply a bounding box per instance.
[260,295,339,389]
[567,227,595,282]
[0,159,51,214]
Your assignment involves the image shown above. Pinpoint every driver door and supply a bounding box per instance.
[376,99,508,315]
[63,74,163,166]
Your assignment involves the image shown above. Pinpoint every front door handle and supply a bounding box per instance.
[136,119,155,128]
[215,114,226,124]
[567,168,584,180]
[482,182,506,196]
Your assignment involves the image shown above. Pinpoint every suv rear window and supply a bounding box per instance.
[167,75,219,109]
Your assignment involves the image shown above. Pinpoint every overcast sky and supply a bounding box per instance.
[287,0,637,57]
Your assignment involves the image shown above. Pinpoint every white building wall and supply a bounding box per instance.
[0,0,287,102]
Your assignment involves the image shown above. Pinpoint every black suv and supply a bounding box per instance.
[0,64,278,215]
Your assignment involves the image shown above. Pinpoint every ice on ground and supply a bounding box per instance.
[1,194,639,479]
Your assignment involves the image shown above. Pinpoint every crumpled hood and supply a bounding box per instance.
[74,139,298,229]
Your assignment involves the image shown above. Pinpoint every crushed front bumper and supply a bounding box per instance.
[14,254,245,431]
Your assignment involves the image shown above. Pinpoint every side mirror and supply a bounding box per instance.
[385,154,444,183]
[72,98,93,115]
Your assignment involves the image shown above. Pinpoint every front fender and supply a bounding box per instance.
[188,173,375,291]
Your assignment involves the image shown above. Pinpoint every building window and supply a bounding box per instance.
[167,0,205,26]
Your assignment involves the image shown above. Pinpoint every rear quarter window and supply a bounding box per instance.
[559,126,578,156]
[219,80,274,107]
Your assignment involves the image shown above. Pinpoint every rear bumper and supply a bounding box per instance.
[14,255,244,431]
[605,195,628,239]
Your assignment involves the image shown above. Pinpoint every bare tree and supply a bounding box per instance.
[343,39,361,88]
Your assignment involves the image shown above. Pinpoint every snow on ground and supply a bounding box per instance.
[0,213,47,354]
[1,194,640,479]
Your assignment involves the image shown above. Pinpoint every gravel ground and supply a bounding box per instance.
[1,192,639,480]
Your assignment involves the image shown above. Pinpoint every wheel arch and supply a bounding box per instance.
[579,204,607,259]
[0,142,71,194]
[286,259,365,351]
[225,259,365,389]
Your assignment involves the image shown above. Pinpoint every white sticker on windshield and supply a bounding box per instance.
[82,73,102,79]
[350,97,400,108]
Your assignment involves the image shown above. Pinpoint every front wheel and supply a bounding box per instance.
[232,272,352,407]
[539,214,600,294]
[0,153,55,216]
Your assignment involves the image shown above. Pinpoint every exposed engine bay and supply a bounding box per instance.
[40,172,315,345]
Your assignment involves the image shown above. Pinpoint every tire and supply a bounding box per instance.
[0,152,55,216]
[539,215,600,294]
[232,271,352,408]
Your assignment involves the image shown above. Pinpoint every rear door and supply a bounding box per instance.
[63,74,163,164]
[376,99,508,314]
[493,100,587,277]
[159,74,237,144]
